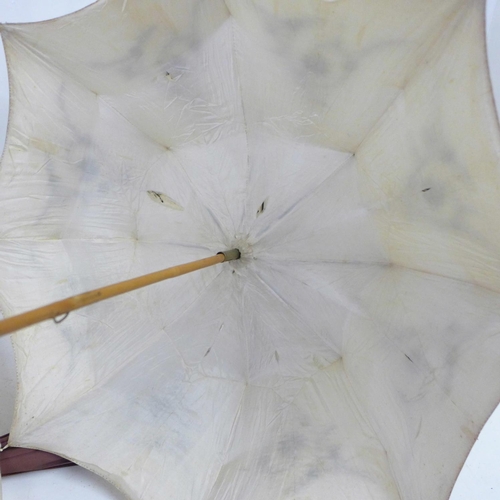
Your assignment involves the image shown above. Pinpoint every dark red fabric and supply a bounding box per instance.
[0,434,75,476]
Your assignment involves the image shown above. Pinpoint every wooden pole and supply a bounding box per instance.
[0,250,240,336]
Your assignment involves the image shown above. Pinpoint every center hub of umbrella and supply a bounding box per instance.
[228,235,253,262]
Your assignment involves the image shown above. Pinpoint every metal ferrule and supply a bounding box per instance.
[218,249,241,261]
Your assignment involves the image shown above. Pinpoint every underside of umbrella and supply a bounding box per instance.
[1,1,500,499]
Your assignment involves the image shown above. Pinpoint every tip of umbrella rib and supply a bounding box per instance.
[217,249,241,261]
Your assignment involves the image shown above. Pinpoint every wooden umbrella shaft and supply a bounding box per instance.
[0,250,239,336]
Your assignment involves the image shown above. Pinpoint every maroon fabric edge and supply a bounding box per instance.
[0,434,75,476]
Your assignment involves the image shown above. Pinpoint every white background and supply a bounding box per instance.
[0,1,500,498]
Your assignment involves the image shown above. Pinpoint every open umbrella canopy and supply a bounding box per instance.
[1,1,500,499]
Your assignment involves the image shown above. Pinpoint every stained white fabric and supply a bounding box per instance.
[1,1,500,499]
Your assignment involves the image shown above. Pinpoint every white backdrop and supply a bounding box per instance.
[0,1,500,499]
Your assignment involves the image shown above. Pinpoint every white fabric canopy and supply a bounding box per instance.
[1,1,500,499]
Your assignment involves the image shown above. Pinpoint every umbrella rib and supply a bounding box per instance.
[339,363,405,500]
[5,37,230,245]
[251,152,355,242]
[353,1,470,154]
[252,269,342,357]
[254,260,378,324]
[10,266,230,434]
[204,384,247,500]
[391,261,500,297]
[95,98,228,242]
[227,15,251,234]
[167,149,228,239]
[259,256,389,266]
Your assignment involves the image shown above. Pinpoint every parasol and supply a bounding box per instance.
[1,1,500,499]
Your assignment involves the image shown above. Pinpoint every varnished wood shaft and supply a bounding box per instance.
[0,252,232,336]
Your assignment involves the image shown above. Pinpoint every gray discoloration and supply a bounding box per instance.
[302,54,328,76]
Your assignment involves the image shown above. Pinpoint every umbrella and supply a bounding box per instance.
[1,0,500,499]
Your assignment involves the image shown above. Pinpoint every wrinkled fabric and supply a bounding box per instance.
[1,1,500,499]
